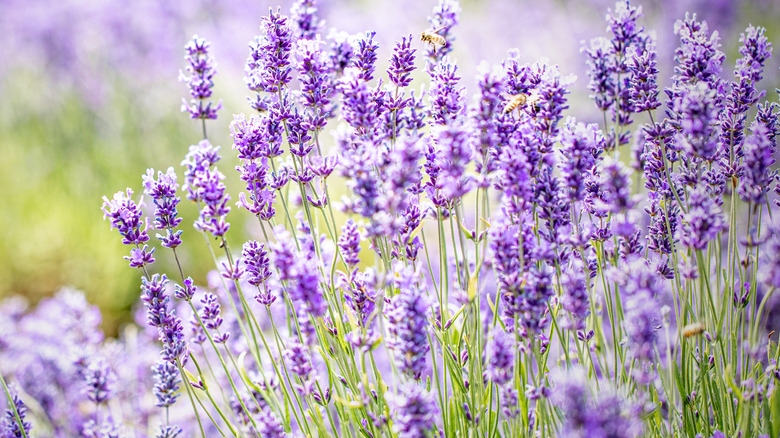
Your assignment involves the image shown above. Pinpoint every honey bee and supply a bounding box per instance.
[421,30,447,53]
[682,322,705,338]
[502,91,542,115]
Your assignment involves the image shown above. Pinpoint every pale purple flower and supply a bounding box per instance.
[179,35,222,120]
[388,383,438,438]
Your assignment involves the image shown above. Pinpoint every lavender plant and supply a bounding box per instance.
[2,0,779,437]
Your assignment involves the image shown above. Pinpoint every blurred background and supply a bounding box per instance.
[1,0,778,335]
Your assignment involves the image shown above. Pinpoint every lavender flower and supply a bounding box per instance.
[152,360,180,408]
[179,35,222,121]
[246,9,294,94]
[82,358,116,404]
[385,268,431,380]
[2,386,31,438]
[199,293,228,343]
[738,123,776,204]
[155,425,183,438]
[558,120,605,203]
[338,219,362,267]
[672,82,719,162]
[242,240,272,287]
[256,407,286,438]
[181,139,221,202]
[388,383,438,438]
[339,67,379,138]
[552,368,642,437]
[627,40,660,113]
[680,185,727,250]
[424,0,460,64]
[290,0,323,40]
[485,326,514,386]
[428,57,465,125]
[101,188,151,246]
[192,166,231,238]
[353,32,379,82]
[388,35,416,88]
[143,168,183,249]
[559,262,590,331]
[295,39,335,131]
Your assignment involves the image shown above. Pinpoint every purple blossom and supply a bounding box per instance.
[155,425,183,438]
[339,67,379,138]
[256,407,286,438]
[101,188,151,246]
[552,368,642,437]
[179,35,222,121]
[174,277,196,301]
[245,9,294,94]
[385,267,431,380]
[388,383,438,438]
[388,35,417,88]
[192,166,231,238]
[1,386,31,438]
[680,185,727,250]
[295,39,335,131]
[558,119,605,203]
[338,219,362,267]
[199,293,227,343]
[738,123,776,204]
[559,262,590,331]
[353,32,379,81]
[82,357,116,404]
[143,168,183,249]
[290,0,323,40]
[432,123,473,200]
[152,359,180,408]
[424,0,460,64]
[141,274,172,329]
[628,39,660,112]
[485,326,514,386]
[428,57,465,125]
[242,240,272,287]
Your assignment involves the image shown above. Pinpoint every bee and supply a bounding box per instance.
[682,322,705,338]
[421,30,447,54]
[502,91,542,115]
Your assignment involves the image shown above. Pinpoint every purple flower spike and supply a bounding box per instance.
[152,359,181,408]
[681,185,727,250]
[425,0,460,64]
[82,357,116,404]
[199,293,227,343]
[429,57,465,125]
[179,35,222,120]
[388,35,417,88]
[101,188,151,246]
[143,167,184,248]
[353,32,379,82]
[338,218,362,266]
[738,123,776,204]
[296,39,335,131]
[256,407,286,438]
[290,0,323,40]
[385,267,431,380]
[155,425,183,438]
[246,8,294,94]
[628,39,660,112]
[1,385,31,438]
[486,326,515,386]
[174,277,197,301]
[181,139,221,202]
[388,382,438,438]
[242,240,272,286]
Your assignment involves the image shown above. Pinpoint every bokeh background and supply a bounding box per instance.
[1,0,778,335]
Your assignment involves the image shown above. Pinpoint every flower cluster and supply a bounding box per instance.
[5,1,780,438]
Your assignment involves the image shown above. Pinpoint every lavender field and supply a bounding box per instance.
[2,0,780,436]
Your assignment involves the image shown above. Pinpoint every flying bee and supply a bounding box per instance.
[502,90,543,115]
[682,322,705,338]
[421,29,447,54]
